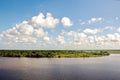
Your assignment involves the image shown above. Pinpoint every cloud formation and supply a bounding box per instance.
[83,28,100,34]
[56,35,65,44]
[88,17,103,24]
[0,34,3,40]
[34,28,47,37]
[43,36,50,42]
[79,17,103,25]
[16,22,34,35]
[32,13,59,28]
[15,36,37,43]
[0,13,59,43]
[117,27,120,32]
[61,17,73,27]
[2,22,34,39]
[0,12,120,49]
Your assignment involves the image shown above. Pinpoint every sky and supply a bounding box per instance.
[0,0,120,50]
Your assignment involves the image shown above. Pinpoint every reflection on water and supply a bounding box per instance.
[0,54,120,80]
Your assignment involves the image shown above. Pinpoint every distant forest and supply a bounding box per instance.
[0,50,110,58]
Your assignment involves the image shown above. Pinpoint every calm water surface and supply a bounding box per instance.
[0,54,120,80]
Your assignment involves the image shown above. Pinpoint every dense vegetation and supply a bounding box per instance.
[0,50,110,58]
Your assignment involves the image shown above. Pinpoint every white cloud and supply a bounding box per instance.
[32,13,59,28]
[61,31,87,44]
[66,31,87,38]
[103,26,113,30]
[15,36,37,43]
[0,34,3,40]
[105,33,120,42]
[59,30,120,49]
[43,36,50,42]
[1,12,120,50]
[34,28,48,37]
[2,28,19,38]
[74,33,87,44]
[79,17,103,25]
[83,28,100,34]
[80,21,85,25]
[16,22,34,35]
[61,17,73,27]
[1,21,36,43]
[56,35,65,44]
[79,20,86,25]
[2,22,34,40]
[88,17,103,24]
[88,36,95,43]
[117,27,120,32]
[115,17,119,20]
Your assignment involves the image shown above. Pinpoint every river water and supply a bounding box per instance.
[0,54,120,80]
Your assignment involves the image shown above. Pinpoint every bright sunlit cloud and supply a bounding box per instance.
[0,0,120,50]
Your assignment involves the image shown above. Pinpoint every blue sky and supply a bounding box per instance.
[0,0,120,50]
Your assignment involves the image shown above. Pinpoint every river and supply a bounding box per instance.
[0,54,120,80]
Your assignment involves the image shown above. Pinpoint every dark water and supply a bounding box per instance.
[0,54,120,80]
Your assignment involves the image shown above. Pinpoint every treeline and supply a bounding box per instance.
[0,50,110,58]
[107,50,120,54]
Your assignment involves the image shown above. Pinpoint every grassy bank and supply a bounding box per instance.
[0,50,110,58]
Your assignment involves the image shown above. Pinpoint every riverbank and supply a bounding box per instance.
[0,50,110,58]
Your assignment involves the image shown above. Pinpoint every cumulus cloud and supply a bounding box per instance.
[15,36,37,43]
[34,28,48,37]
[16,22,34,35]
[103,26,113,31]
[1,21,36,43]
[83,28,100,34]
[1,12,120,49]
[0,12,59,44]
[117,27,120,32]
[2,28,19,38]
[88,17,103,24]
[2,22,34,38]
[0,34,3,40]
[61,17,73,27]
[56,35,65,44]
[105,33,120,42]
[79,20,86,25]
[60,30,120,49]
[79,17,103,25]
[66,31,87,38]
[43,36,50,42]
[74,33,87,45]
[32,13,59,28]
[61,31,87,44]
